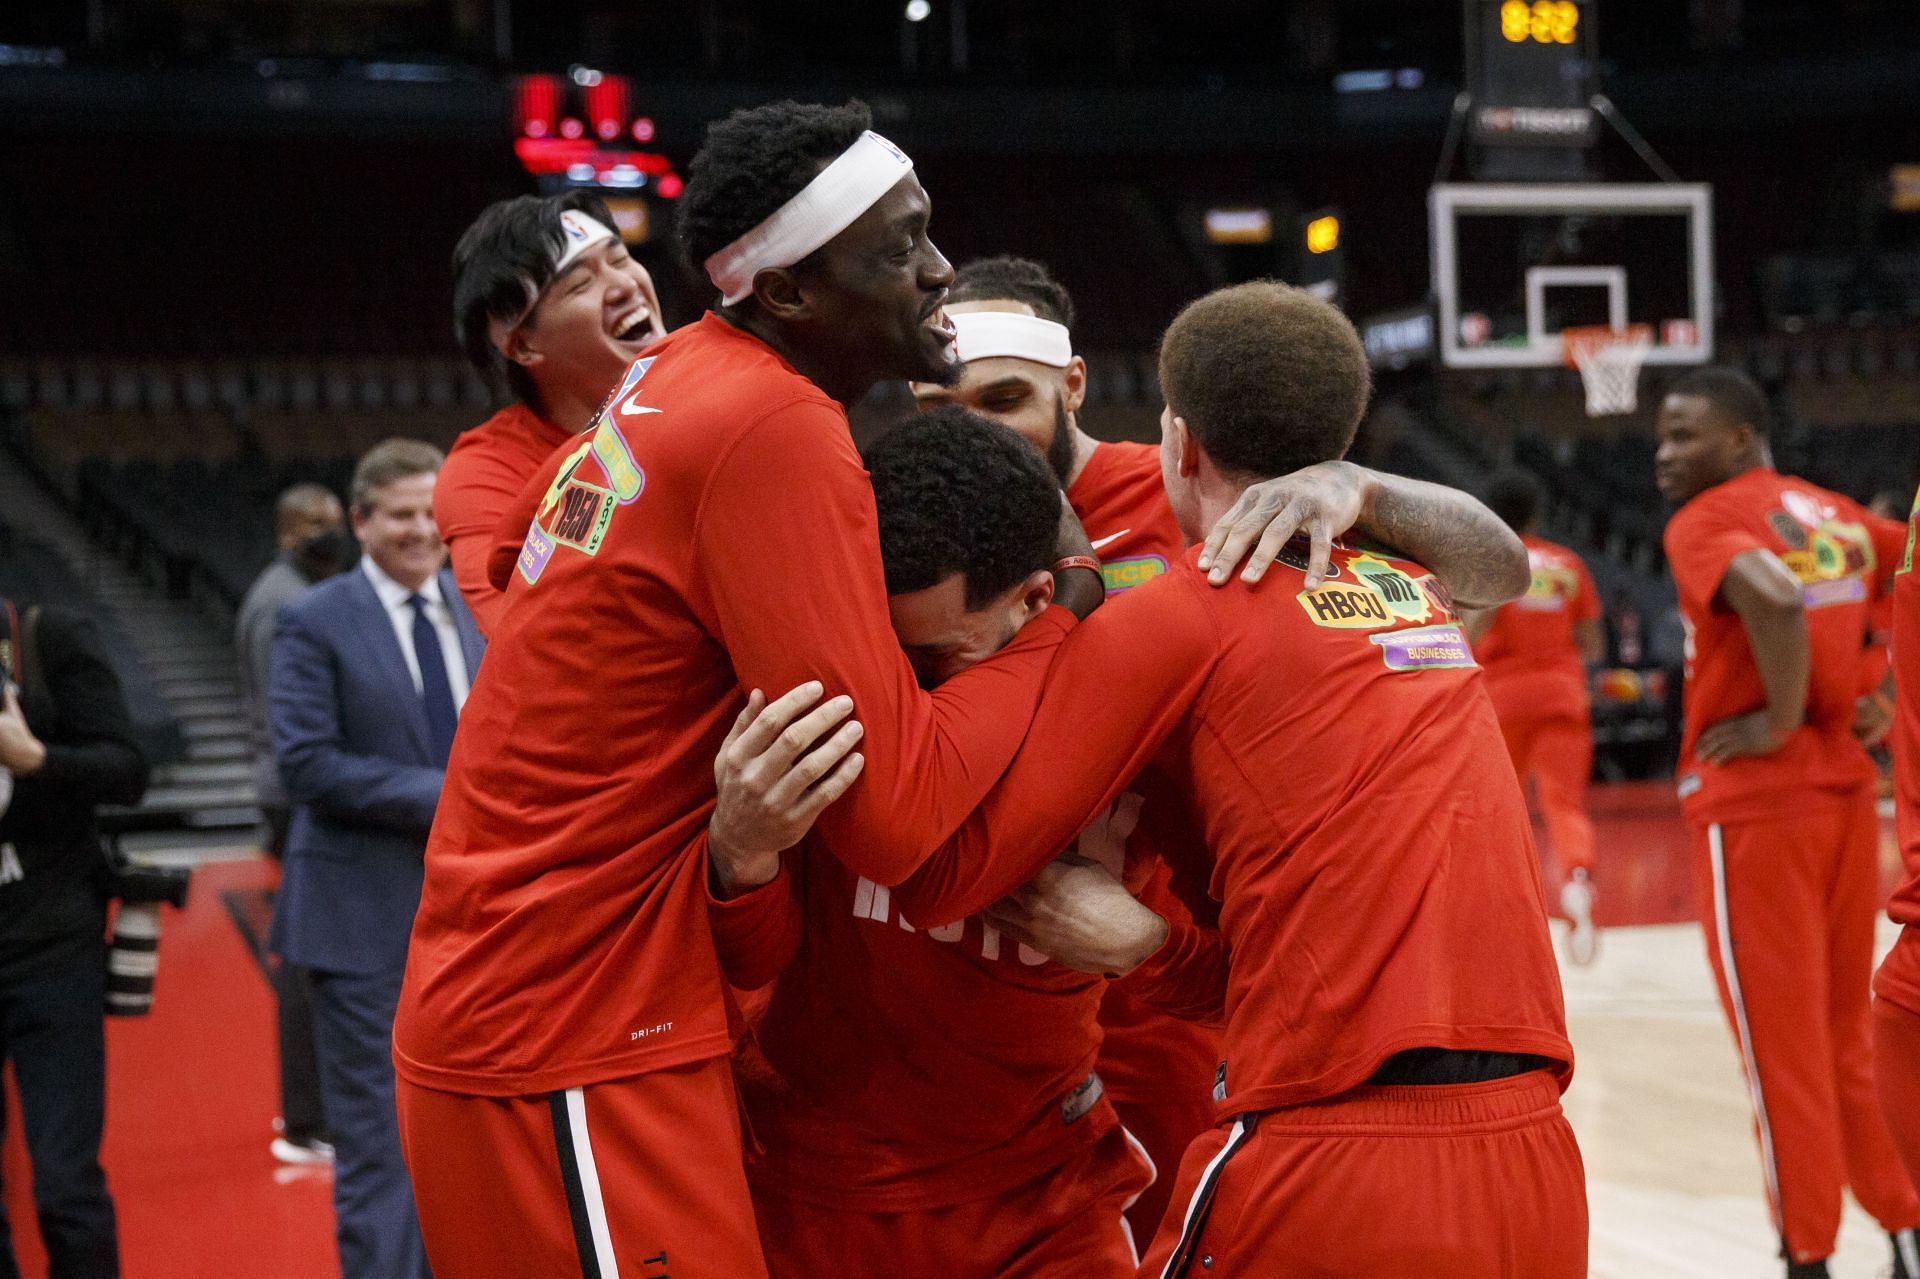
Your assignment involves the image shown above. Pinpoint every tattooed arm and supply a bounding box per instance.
[1198,461,1529,610]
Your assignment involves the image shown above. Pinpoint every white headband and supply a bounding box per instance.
[951,312,1074,368]
[553,209,616,274]
[489,210,619,351]
[704,130,915,305]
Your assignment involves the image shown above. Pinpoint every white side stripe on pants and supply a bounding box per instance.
[1710,822,1784,1225]
[565,1087,623,1279]
[1160,1115,1256,1279]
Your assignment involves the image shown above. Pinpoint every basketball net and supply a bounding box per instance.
[1563,324,1653,417]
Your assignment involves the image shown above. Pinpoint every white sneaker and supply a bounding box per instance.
[1560,873,1598,966]
[271,1135,335,1165]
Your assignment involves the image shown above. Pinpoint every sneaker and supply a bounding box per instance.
[272,1135,335,1165]
[1894,1227,1920,1279]
[1784,1259,1830,1278]
[1560,871,1598,967]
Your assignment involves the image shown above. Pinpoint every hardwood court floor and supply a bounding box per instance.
[0,782,1905,1277]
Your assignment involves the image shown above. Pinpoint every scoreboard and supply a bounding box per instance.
[1465,0,1599,148]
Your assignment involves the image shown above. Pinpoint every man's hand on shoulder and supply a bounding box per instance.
[708,683,865,898]
[1196,460,1371,590]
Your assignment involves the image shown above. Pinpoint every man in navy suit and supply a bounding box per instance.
[270,438,482,1279]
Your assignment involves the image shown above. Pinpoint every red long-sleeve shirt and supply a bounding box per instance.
[1880,487,1920,939]
[1473,534,1600,723]
[892,543,1573,1119]
[434,403,577,635]
[1663,468,1902,824]
[393,315,1074,1097]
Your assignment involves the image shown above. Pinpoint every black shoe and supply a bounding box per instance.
[1784,1260,1829,1279]
[1893,1227,1920,1279]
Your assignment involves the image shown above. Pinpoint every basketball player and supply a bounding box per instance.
[909,256,1219,1237]
[735,283,1585,1275]
[392,101,1108,1279]
[439,191,666,631]
[1461,467,1605,964]
[709,397,1536,1273]
[1655,367,1919,1279]
[1874,486,1920,1255]
[709,408,1155,1277]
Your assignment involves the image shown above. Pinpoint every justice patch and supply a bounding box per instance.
[591,418,646,503]
[1370,623,1477,671]
[1101,554,1167,594]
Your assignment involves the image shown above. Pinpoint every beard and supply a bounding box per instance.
[1045,392,1076,484]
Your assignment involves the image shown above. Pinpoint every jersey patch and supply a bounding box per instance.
[519,415,649,585]
[1370,623,1477,671]
[1347,554,1433,624]
[1101,554,1167,594]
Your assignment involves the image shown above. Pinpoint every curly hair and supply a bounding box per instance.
[452,191,616,408]
[1484,468,1547,534]
[1669,366,1771,440]
[678,99,873,288]
[1157,281,1370,479]
[948,256,1077,330]
[864,406,1061,609]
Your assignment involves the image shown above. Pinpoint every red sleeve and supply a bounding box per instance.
[1664,492,1766,621]
[705,842,805,991]
[1573,555,1602,625]
[893,574,1221,927]
[1115,918,1228,1028]
[694,402,1076,887]
[436,443,534,635]
[447,533,504,635]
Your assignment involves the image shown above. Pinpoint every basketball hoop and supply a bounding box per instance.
[1563,324,1653,417]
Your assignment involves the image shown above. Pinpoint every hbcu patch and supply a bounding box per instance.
[1101,555,1167,594]
[1370,623,1477,671]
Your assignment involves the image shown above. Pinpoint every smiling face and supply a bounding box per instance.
[908,300,1086,482]
[791,174,958,387]
[352,470,445,593]
[1654,392,1755,504]
[511,236,666,408]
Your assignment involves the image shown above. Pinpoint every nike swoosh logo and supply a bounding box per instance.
[618,391,663,416]
[1089,530,1131,551]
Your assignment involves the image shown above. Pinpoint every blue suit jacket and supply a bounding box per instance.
[267,565,484,976]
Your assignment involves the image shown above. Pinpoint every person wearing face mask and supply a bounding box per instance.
[439,193,668,633]
[234,481,352,1167]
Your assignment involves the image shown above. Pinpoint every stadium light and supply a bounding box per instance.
[906,0,932,22]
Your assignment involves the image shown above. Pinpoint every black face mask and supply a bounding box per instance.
[293,529,357,582]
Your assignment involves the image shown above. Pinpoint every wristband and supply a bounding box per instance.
[1053,555,1102,575]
